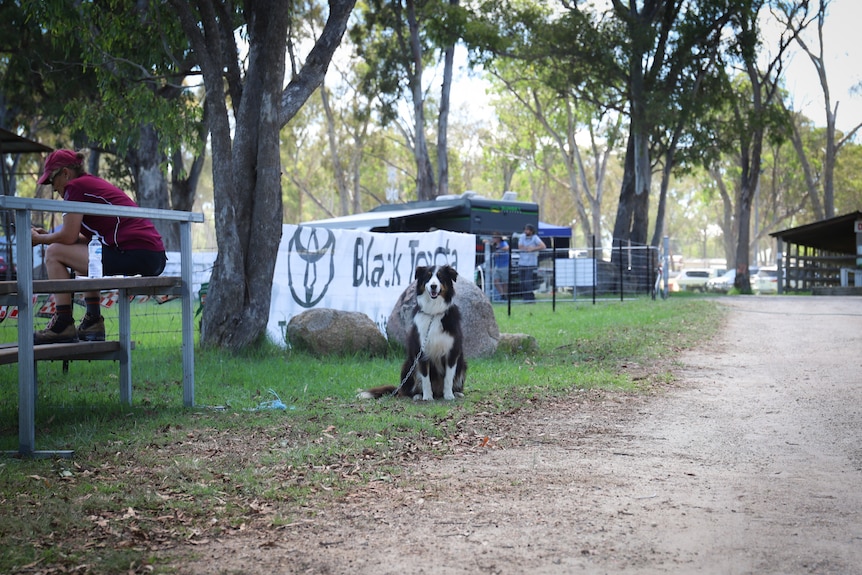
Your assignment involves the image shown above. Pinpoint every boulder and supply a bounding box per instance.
[387,278,500,358]
[288,308,388,357]
[496,333,539,355]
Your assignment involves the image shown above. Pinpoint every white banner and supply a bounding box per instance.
[266,225,476,345]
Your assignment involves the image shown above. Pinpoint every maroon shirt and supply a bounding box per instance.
[63,174,165,252]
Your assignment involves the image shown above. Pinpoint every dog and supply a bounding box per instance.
[358,265,467,401]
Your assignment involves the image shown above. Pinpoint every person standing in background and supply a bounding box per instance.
[491,233,509,302]
[517,223,545,302]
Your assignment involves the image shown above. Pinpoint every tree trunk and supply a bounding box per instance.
[321,85,350,216]
[787,114,824,221]
[612,131,637,243]
[437,0,457,197]
[171,0,355,350]
[406,0,435,201]
[708,165,737,269]
[203,0,289,349]
[129,124,174,248]
[734,179,755,292]
[733,129,764,293]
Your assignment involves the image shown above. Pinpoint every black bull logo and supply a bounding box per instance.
[288,227,336,308]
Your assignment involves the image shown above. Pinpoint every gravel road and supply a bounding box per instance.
[179,295,862,575]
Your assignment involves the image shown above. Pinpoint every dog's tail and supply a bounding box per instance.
[356,385,399,399]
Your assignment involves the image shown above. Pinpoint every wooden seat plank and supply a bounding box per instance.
[0,341,133,365]
[0,276,181,296]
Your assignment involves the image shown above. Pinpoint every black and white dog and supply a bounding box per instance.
[359,265,467,401]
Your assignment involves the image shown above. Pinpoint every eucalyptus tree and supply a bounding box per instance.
[169,0,355,349]
[710,0,812,292]
[17,0,203,250]
[597,1,749,250]
[318,58,378,217]
[487,60,624,247]
[705,113,812,268]
[464,0,749,266]
[0,1,96,178]
[780,0,862,220]
[832,140,862,214]
[349,0,464,201]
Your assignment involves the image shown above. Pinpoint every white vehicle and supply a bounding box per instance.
[753,266,779,294]
[668,268,716,293]
[706,269,736,293]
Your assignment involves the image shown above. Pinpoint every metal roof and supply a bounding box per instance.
[302,204,461,230]
[0,128,52,155]
[769,211,862,255]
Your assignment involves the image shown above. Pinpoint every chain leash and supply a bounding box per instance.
[389,311,440,398]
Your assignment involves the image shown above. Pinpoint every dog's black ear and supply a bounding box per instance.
[414,266,428,281]
[443,265,458,282]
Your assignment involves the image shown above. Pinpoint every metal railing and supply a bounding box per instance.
[479,236,668,314]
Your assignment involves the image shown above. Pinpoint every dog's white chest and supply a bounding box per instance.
[415,312,454,360]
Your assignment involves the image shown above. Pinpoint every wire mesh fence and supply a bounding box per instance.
[477,238,663,311]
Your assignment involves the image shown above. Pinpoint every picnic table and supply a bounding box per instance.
[0,195,203,457]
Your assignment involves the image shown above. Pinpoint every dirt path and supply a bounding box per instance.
[179,296,862,575]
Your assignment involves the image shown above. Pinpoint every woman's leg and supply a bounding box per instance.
[35,242,100,343]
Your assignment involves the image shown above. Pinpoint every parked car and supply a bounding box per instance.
[706,269,736,293]
[705,267,761,293]
[668,268,715,293]
[752,266,779,294]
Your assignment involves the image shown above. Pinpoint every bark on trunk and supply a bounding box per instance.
[437,7,456,198]
[170,0,355,350]
[406,0,435,201]
[130,124,174,248]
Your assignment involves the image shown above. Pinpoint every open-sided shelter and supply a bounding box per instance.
[770,211,862,293]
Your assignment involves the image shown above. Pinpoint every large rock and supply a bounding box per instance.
[288,308,388,357]
[387,277,500,358]
[496,333,539,355]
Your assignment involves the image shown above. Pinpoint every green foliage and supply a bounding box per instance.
[16,0,201,159]
[833,140,862,214]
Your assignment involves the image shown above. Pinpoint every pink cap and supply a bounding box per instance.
[37,149,81,185]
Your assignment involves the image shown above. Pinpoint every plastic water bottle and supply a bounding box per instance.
[88,234,103,278]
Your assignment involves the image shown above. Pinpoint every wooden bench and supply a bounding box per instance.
[0,277,181,368]
[0,195,203,457]
[0,341,128,365]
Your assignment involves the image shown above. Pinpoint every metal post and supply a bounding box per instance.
[483,239,491,300]
[551,243,557,312]
[118,287,132,404]
[855,218,862,284]
[14,207,35,456]
[618,241,624,302]
[180,221,195,407]
[663,236,670,300]
[592,234,597,305]
[506,243,512,316]
[776,238,784,295]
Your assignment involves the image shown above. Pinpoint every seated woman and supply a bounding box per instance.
[31,149,167,344]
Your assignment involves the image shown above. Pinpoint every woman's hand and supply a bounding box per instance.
[31,226,48,246]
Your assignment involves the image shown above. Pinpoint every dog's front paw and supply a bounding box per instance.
[443,392,455,401]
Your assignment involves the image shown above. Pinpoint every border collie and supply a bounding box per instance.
[359,265,467,401]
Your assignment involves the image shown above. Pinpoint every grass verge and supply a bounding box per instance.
[0,297,721,574]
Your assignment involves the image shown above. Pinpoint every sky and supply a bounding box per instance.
[782,0,862,133]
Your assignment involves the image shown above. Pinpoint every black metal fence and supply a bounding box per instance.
[477,237,663,312]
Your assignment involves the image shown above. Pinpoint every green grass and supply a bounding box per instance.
[0,297,721,574]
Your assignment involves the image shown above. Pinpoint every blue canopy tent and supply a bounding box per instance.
[538,221,572,238]
[536,221,571,254]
